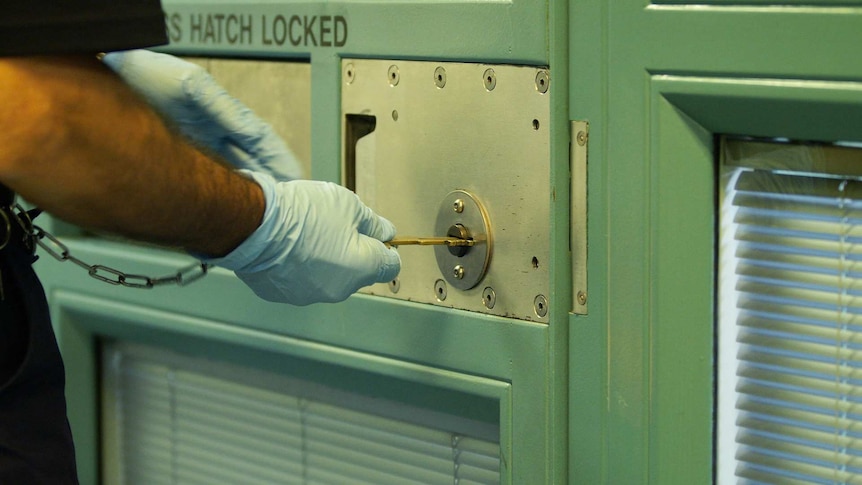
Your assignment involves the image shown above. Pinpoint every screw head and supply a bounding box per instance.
[576,131,587,146]
[434,67,447,88]
[434,279,447,301]
[577,290,587,306]
[344,63,356,84]
[453,265,465,279]
[483,68,497,91]
[482,287,496,309]
[534,294,549,317]
[388,65,400,86]
[389,278,401,294]
[453,199,465,213]
[535,70,550,94]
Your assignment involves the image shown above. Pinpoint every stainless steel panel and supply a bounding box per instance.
[342,59,551,322]
[187,57,312,178]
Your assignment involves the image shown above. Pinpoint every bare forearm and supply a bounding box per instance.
[0,55,263,257]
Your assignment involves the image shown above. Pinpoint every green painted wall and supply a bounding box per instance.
[32,0,862,483]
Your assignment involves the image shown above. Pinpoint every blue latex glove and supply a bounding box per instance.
[102,50,303,182]
[204,171,401,305]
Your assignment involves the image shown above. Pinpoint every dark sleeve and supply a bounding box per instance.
[0,0,168,56]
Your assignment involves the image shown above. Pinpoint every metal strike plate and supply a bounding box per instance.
[571,121,589,315]
[342,59,550,322]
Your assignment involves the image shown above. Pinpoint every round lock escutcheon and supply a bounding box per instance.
[434,190,492,291]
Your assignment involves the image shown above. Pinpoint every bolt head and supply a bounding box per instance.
[453,199,465,213]
[577,131,587,146]
[387,65,400,86]
[453,265,465,279]
[434,67,447,88]
[534,294,549,317]
[344,63,356,84]
[434,279,447,301]
[482,287,496,309]
[535,70,550,94]
[483,68,496,91]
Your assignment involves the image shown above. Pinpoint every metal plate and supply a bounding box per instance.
[342,59,550,322]
[434,190,492,291]
[185,58,312,178]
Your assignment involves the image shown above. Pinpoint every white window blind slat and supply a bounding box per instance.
[740,312,862,338]
[305,398,453,441]
[735,249,862,285]
[736,352,858,388]
[455,456,502,483]
[738,311,860,342]
[736,413,862,456]
[736,288,853,314]
[719,147,862,484]
[105,343,501,484]
[735,380,851,419]
[304,403,453,451]
[456,437,503,481]
[173,399,305,448]
[304,470,380,485]
[304,467,424,485]
[303,424,455,475]
[174,428,303,475]
[737,413,860,445]
[459,446,502,470]
[738,332,862,364]
[306,452,438,485]
[173,454,293,485]
[735,236,862,264]
[737,419,862,466]
[303,430,456,483]
[738,290,862,316]
[174,413,305,455]
[738,367,862,403]
[176,369,303,405]
[734,217,862,246]
[738,394,862,428]
[735,446,857,484]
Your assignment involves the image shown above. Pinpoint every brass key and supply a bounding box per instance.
[385,237,475,248]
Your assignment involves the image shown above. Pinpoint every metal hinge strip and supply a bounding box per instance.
[571,121,588,315]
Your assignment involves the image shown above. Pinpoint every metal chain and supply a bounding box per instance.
[9,204,210,289]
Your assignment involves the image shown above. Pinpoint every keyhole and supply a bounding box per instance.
[446,224,472,257]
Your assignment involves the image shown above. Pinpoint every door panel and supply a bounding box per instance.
[39,1,565,482]
[571,1,862,483]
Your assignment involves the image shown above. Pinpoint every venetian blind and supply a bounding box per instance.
[719,154,862,484]
[102,343,501,485]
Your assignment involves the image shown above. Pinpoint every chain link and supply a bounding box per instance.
[9,204,210,289]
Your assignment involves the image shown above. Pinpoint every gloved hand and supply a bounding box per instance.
[102,50,303,182]
[204,171,401,305]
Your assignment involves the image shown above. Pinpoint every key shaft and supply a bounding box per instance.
[386,237,475,247]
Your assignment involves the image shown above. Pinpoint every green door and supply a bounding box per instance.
[40,0,567,483]
[571,1,862,483]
